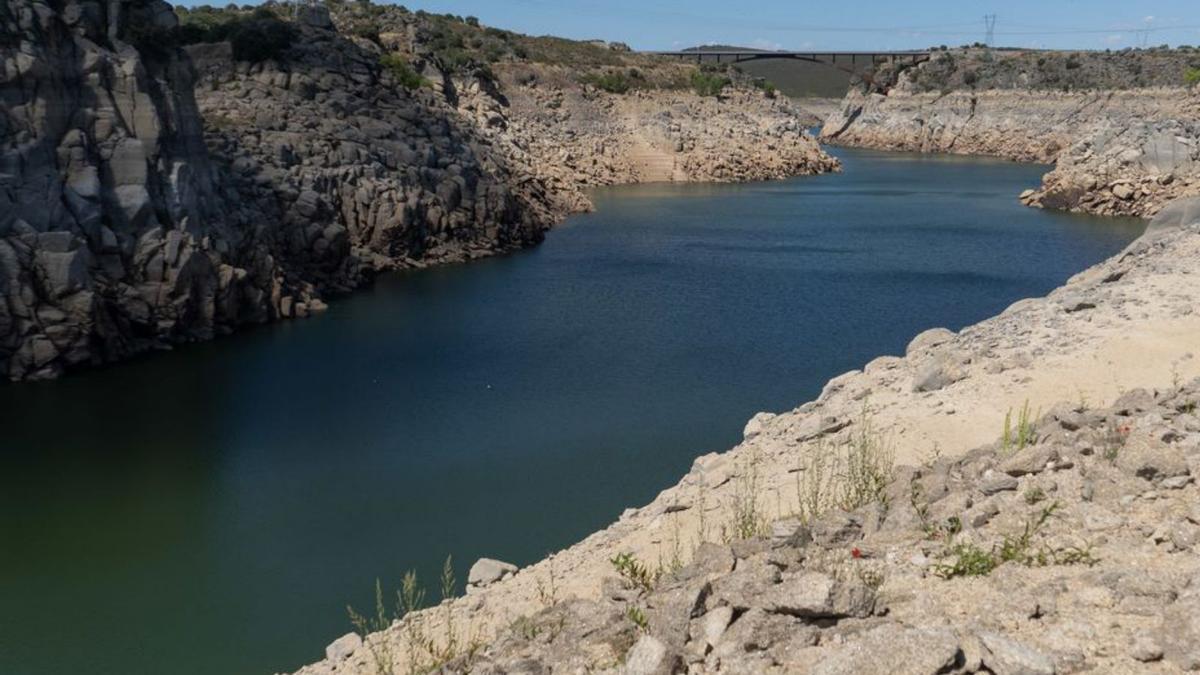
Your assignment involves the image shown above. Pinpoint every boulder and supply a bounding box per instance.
[467,558,518,589]
[812,624,963,675]
[905,327,956,357]
[625,635,680,675]
[912,352,968,392]
[324,632,362,662]
[977,632,1055,675]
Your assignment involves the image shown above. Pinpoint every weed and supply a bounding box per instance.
[535,564,559,608]
[626,606,649,631]
[347,579,399,675]
[724,447,768,541]
[347,557,474,675]
[1102,423,1128,463]
[933,501,1098,580]
[910,480,935,536]
[1002,400,1037,452]
[997,502,1059,565]
[1024,487,1046,504]
[610,552,657,592]
[795,405,895,524]
[658,513,685,577]
[933,542,998,578]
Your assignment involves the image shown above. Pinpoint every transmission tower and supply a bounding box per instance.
[984,14,997,46]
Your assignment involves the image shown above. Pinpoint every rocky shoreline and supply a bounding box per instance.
[821,49,1200,218]
[0,1,834,381]
[295,185,1200,673]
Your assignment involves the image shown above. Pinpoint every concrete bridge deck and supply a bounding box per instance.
[647,50,931,68]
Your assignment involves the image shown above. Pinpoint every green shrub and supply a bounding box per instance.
[581,70,632,94]
[380,53,429,90]
[690,69,730,97]
[1186,67,1200,86]
[175,8,296,63]
[753,79,778,98]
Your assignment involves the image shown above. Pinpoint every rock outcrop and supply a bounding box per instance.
[0,1,837,380]
[821,48,1200,218]
[0,0,303,380]
[446,378,1200,674]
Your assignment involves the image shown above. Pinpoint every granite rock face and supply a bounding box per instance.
[0,3,563,380]
[186,17,561,278]
[0,0,297,380]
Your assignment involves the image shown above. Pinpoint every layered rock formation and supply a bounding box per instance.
[0,1,835,380]
[821,48,1200,217]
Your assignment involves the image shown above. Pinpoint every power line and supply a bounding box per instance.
[984,14,997,46]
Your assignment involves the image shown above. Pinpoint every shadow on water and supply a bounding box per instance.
[0,147,1144,675]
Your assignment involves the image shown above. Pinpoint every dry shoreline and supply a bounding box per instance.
[295,143,1200,674]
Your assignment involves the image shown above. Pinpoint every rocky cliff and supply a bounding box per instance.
[0,1,835,381]
[821,48,1200,217]
[0,0,299,380]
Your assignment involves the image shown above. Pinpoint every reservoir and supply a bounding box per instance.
[0,147,1144,675]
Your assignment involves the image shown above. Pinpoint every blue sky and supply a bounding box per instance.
[183,1,1200,51]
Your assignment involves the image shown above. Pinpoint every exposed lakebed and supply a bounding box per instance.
[0,147,1144,675]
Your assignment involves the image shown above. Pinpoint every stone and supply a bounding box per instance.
[625,635,680,675]
[912,352,968,392]
[905,327,956,357]
[1059,293,1096,313]
[977,632,1055,675]
[1000,446,1060,477]
[743,412,774,440]
[696,606,734,649]
[1131,633,1164,663]
[764,571,875,619]
[811,625,963,675]
[324,632,362,662]
[468,558,518,588]
[1163,589,1200,670]
[980,473,1020,495]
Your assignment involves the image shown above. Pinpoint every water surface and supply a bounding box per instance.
[0,147,1144,675]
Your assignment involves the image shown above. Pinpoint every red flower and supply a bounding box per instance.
[851,547,862,559]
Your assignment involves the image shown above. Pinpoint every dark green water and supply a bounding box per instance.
[0,147,1143,675]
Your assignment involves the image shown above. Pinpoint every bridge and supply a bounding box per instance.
[647,49,931,71]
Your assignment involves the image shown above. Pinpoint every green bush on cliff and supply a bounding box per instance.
[175,6,296,63]
[380,53,429,90]
[1186,67,1200,86]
